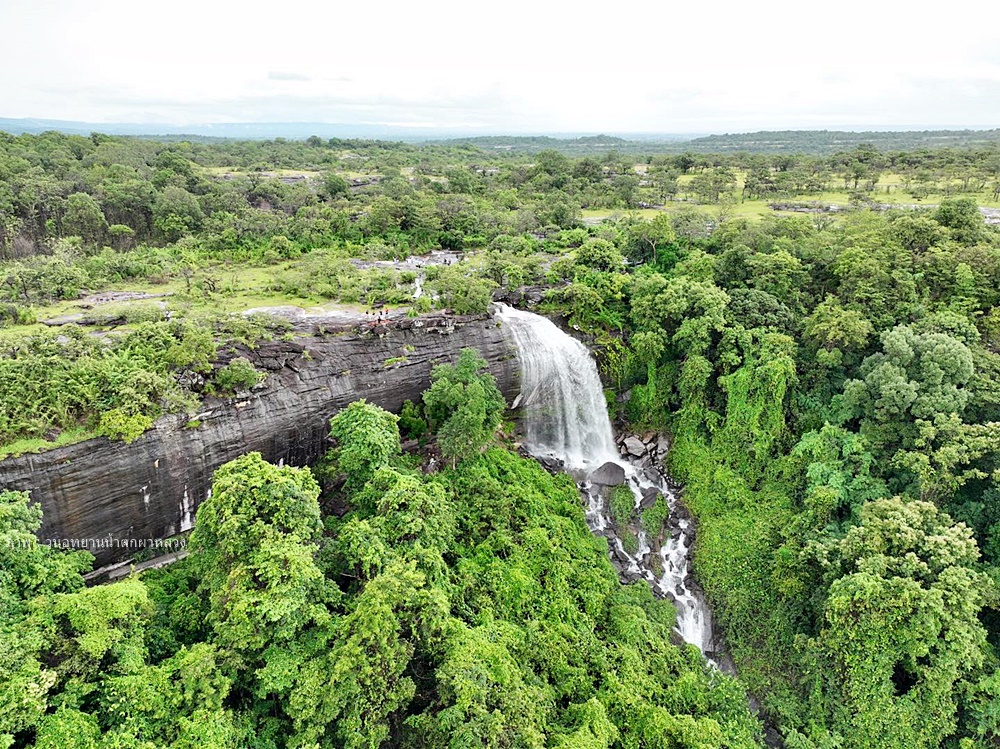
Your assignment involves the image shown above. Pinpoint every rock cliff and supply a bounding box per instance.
[0,313,517,567]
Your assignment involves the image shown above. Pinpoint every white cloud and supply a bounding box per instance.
[1,0,998,133]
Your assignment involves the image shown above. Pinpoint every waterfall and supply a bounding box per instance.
[497,304,618,469]
[496,303,714,656]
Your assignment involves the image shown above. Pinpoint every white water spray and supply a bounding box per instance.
[496,303,714,655]
[498,305,618,469]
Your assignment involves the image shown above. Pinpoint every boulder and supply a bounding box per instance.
[536,455,565,474]
[612,546,632,565]
[590,461,626,486]
[639,487,660,509]
[657,433,670,456]
[624,436,647,457]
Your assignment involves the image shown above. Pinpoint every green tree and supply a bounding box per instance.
[724,288,795,334]
[152,186,203,242]
[746,248,808,311]
[808,498,993,749]
[425,263,498,314]
[327,400,402,491]
[213,356,265,394]
[95,164,156,237]
[322,172,350,200]
[934,197,985,245]
[623,213,680,267]
[891,413,1000,503]
[689,167,737,204]
[0,490,92,742]
[62,192,107,246]
[889,214,944,255]
[630,274,729,358]
[189,453,331,656]
[831,214,918,329]
[839,326,974,454]
[423,348,506,463]
[0,490,91,612]
[575,238,624,272]
[804,295,875,368]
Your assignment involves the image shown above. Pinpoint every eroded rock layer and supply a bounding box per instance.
[0,313,516,566]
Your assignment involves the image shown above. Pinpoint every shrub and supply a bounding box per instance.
[98,408,154,443]
[398,400,428,439]
[640,496,669,537]
[423,348,505,463]
[214,357,264,394]
[609,484,635,528]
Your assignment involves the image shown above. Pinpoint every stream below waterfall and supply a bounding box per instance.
[496,304,718,658]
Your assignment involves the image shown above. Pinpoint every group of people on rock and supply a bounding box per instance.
[365,306,392,325]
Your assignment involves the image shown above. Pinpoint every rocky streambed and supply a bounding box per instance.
[532,430,727,661]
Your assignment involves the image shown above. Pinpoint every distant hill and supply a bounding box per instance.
[437,129,1000,156]
[0,119,693,155]
[0,118,507,142]
[679,129,1000,153]
[0,119,693,153]
[3,118,999,155]
[434,129,1000,156]
[430,134,669,155]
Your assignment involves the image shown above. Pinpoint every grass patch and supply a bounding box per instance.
[609,484,636,527]
[622,531,639,555]
[0,427,97,460]
[199,166,321,178]
[641,495,669,537]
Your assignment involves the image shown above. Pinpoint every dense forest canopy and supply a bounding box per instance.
[0,129,999,748]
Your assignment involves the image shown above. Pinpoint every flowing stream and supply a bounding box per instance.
[496,303,714,655]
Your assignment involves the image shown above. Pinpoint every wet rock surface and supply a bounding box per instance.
[491,285,547,308]
[615,430,673,466]
[0,313,517,566]
[623,436,647,457]
[589,461,626,486]
[639,486,660,509]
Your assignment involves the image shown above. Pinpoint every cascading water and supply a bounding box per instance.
[499,305,618,470]
[496,303,714,656]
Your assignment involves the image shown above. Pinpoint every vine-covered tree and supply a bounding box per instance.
[806,498,993,749]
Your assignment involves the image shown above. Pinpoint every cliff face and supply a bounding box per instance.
[0,313,517,567]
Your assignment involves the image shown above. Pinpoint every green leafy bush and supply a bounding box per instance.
[609,484,635,527]
[398,399,428,439]
[640,495,669,537]
[423,348,506,463]
[98,408,154,443]
[212,357,264,394]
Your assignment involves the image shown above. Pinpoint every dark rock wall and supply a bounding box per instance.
[0,314,517,566]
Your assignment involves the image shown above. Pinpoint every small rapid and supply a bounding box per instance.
[496,303,714,655]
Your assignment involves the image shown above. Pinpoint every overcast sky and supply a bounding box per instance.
[3,0,999,134]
